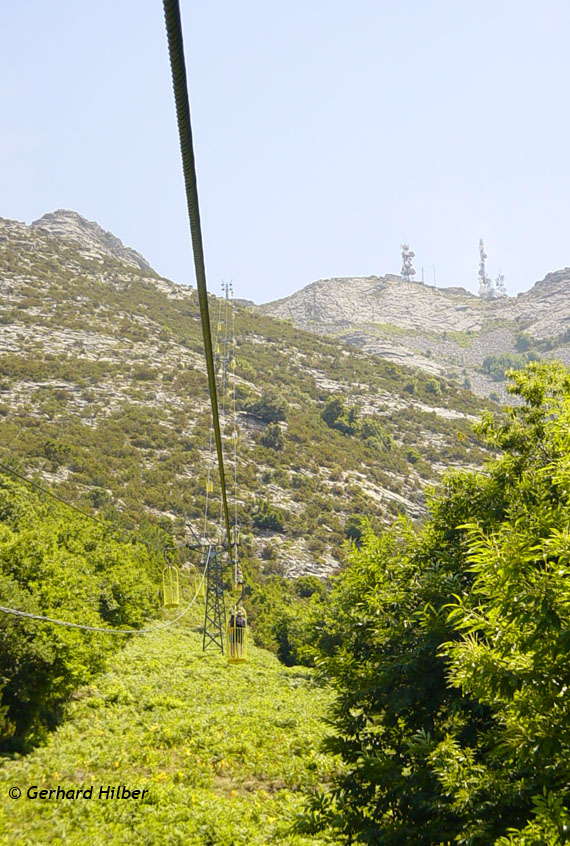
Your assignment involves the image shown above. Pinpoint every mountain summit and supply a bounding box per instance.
[30,209,151,271]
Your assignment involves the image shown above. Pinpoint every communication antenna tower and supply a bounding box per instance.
[478,239,507,299]
[495,270,507,297]
[400,243,416,283]
[478,238,493,298]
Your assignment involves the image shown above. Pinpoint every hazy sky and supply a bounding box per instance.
[2,1,569,303]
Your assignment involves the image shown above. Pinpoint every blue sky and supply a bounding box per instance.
[2,0,570,302]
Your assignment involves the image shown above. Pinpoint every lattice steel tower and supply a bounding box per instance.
[201,281,241,653]
[400,243,417,283]
[202,545,226,653]
[478,239,506,299]
[478,238,493,298]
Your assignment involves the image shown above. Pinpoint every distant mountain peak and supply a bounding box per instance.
[259,270,570,399]
[31,209,151,271]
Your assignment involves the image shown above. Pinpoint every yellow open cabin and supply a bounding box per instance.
[162,564,180,608]
[227,607,247,664]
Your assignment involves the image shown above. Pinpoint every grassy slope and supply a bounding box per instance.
[0,623,334,846]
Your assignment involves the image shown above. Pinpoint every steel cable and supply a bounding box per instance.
[162,0,233,557]
[0,558,207,635]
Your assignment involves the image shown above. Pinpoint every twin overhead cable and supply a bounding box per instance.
[0,560,207,635]
[162,0,234,557]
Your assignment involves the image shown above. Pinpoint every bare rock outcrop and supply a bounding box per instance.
[31,210,151,271]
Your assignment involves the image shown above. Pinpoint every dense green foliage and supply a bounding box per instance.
[0,628,335,846]
[261,422,285,450]
[0,473,162,751]
[246,572,327,667]
[247,389,289,423]
[299,362,570,845]
[321,396,393,451]
[482,351,540,381]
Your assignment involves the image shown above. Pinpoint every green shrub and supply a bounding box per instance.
[260,422,284,450]
[0,473,162,750]
[301,362,570,846]
[247,389,288,423]
[252,498,285,532]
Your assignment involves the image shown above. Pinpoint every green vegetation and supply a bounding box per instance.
[0,472,163,751]
[252,499,286,533]
[321,396,394,451]
[247,574,327,667]
[247,389,289,424]
[514,330,533,352]
[367,323,413,338]
[482,351,541,381]
[0,629,335,846]
[298,362,570,844]
[261,422,285,450]
[443,329,474,349]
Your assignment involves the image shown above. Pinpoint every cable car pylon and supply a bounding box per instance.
[202,546,226,653]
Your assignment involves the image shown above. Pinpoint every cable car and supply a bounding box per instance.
[227,605,247,664]
[191,561,205,599]
[162,556,180,608]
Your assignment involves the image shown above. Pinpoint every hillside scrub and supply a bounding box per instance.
[0,227,493,579]
[300,362,570,845]
[0,473,163,751]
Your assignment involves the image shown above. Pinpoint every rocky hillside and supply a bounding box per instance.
[0,211,493,578]
[259,272,570,399]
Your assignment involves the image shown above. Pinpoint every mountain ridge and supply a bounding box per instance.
[259,270,570,398]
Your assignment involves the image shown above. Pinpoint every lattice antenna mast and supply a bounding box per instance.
[478,238,494,298]
[400,243,416,283]
[495,270,507,297]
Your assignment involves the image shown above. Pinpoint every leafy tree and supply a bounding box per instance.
[321,396,359,435]
[300,362,570,845]
[425,377,441,396]
[252,498,285,532]
[482,351,540,381]
[247,389,288,423]
[514,331,533,352]
[261,422,284,450]
[344,514,366,546]
[0,473,162,750]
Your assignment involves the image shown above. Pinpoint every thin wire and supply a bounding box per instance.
[0,558,207,636]
[203,297,224,541]
[231,288,239,573]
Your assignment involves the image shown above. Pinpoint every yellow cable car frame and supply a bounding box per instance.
[162,558,180,609]
[227,606,247,664]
